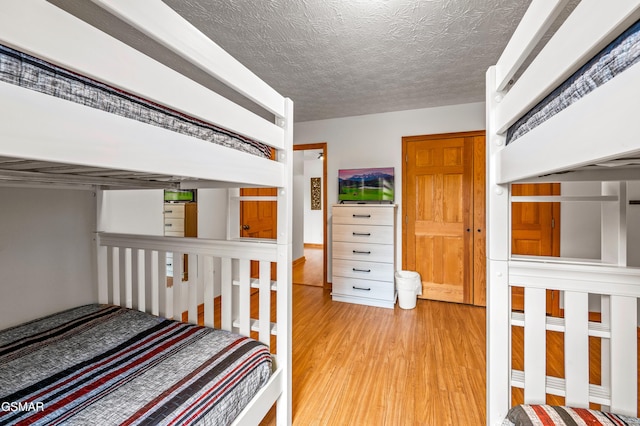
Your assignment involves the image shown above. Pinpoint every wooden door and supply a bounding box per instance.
[240,187,277,277]
[240,187,277,239]
[403,131,485,305]
[511,183,560,314]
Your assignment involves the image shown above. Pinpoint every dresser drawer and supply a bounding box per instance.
[164,218,184,233]
[332,258,394,282]
[332,276,394,301]
[332,241,394,263]
[164,230,184,237]
[163,203,185,219]
[333,224,394,245]
[332,206,394,226]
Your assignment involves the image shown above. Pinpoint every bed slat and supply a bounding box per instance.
[156,251,165,318]
[259,261,272,345]
[123,247,132,309]
[172,252,183,321]
[564,291,589,408]
[144,250,154,314]
[239,259,251,336]
[221,257,233,332]
[524,287,546,404]
[203,256,215,328]
[110,247,120,306]
[610,295,638,416]
[135,249,144,313]
[188,253,199,324]
[600,295,611,412]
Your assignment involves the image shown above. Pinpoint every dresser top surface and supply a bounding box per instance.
[332,204,396,208]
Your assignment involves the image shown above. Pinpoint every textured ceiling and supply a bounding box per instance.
[162,0,532,122]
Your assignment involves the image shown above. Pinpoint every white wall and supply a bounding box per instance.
[0,188,97,329]
[101,189,164,235]
[303,157,324,245]
[197,189,228,239]
[293,151,305,261]
[294,102,486,277]
[560,182,601,259]
[198,188,230,298]
[560,180,640,265]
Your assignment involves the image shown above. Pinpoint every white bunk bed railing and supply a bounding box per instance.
[96,232,289,425]
[490,0,640,184]
[96,232,280,350]
[0,0,289,189]
[508,259,640,414]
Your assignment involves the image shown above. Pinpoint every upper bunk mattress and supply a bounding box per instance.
[507,19,640,145]
[0,304,272,425]
[0,44,272,159]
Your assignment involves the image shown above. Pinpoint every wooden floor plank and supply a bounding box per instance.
[261,284,487,425]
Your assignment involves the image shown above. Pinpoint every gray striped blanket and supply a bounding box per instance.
[0,305,271,425]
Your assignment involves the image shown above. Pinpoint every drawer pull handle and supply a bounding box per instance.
[352,268,371,273]
[164,210,173,214]
[353,286,371,291]
[352,232,371,237]
[353,214,371,218]
[352,250,371,254]
[165,223,173,227]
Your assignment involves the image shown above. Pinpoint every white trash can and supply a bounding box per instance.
[395,270,422,309]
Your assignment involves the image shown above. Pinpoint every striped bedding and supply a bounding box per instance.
[502,405,640,426]
[507,19,640,145]
[0,44,271,159]
[0,304,272,425]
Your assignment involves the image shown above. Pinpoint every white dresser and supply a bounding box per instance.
[331,204,397,308]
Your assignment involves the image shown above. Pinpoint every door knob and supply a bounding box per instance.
[242,224,250,230]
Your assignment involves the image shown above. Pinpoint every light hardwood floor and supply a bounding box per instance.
[261,256,487,425]
[293,245,324,287]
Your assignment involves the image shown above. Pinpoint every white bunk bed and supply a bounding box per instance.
[0,1,292,425]
[487,1,640,425]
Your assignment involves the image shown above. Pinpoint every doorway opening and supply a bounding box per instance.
[293,143,328,287]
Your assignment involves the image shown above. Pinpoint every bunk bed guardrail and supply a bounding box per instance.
[487,0,640,425]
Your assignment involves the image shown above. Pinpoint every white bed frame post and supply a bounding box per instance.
[276,98,294,426]
[95,187,108,304]
[600,181,627,412]
[486,66,511,426]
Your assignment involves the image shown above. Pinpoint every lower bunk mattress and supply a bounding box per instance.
[503,405,640,426]
[0,304,272,425]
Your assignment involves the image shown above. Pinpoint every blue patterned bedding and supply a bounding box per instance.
[0,305,272,425]
[507,19,640,145]
[0,44,271,159]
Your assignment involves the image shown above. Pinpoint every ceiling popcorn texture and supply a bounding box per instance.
[163,0,531,122]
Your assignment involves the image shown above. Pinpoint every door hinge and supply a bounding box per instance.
[551,218,555,229]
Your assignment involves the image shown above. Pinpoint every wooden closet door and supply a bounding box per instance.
[403,133,484,304]
[240,187,277,277]
[511,183,560,314]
